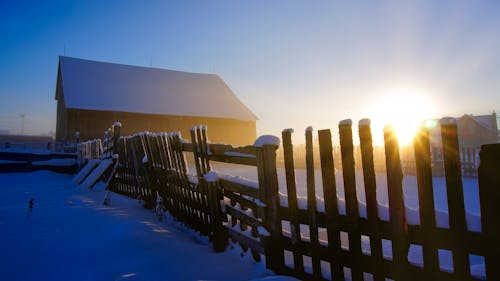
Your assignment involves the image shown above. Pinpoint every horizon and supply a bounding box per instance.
[1,1,499,144]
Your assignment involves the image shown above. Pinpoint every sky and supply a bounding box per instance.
[1,0,499,142]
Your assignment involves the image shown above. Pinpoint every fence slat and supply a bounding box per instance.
[440,119,470,278]
[339,120,363,281]
[305,128,321,279]
[358,119,384,281]
[383,125,409,280]
[256,138,283,273]
[318,129,345,281]
[414,125,440,278]
[282,129,304,273]
[478,143,500,280]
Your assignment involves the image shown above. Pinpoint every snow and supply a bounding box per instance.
[113,121,122,127]
[59,56,258,121]
[78,159,113,189]
[31,158,77,167]
[440,117,457,125]
[339,119,352,126]
[305,126,313,132]
[282,128,294,133]
[0,171,290,281]
[204,171,218,182]
[0,160,27,164]
[254,135,280,148]
[358,118,371,126]
[224,151,256,158]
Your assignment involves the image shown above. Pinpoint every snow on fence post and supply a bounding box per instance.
[478,143,500,280]
[112,121,122,155]
[205,171,227,252]
[254,135,283,273]
[383,125,409,280]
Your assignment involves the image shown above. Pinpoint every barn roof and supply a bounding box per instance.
[56,56,257,121]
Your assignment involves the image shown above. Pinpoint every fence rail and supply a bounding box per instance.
[107,120,500,281]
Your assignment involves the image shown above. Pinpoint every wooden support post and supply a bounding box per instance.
[383,125,409,281]
[112,121,122,155]
[255,135,283,273]
[478,143,500,280]
[205,172,227,252]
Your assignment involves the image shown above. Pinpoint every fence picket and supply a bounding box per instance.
[318,129,345,281]
[358,119,384,281]
[478,143,500,280]
[281,129,304,274]
[383,125,409,280]
[305,128,321,279]
[440,119,470,278]
[414,125,440,278]
[339,120,363,281]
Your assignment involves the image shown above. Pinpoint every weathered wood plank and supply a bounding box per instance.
[318,129,345,280]
[358,119,384,281]
[413,124,440,278]
[478,143,500,280]
[384,125,409,280]
[219,178,260,198]
[222,191,265,219]
[227,227,265,254]
[440,119,471,278]
[339,120,363,281]
[305,128,321,279]
[282,128,304,273]
[225,205,262,229]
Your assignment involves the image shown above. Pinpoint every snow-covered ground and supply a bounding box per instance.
[0,160,486,280]
[0,171,297,281]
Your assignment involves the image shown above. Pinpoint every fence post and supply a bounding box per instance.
[478,143,500,280]
[255,135,283,273]
[112,121,122,155]
[383,125,409,281]
[204,171,227,252]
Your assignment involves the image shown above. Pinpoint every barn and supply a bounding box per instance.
[55,56,257,146]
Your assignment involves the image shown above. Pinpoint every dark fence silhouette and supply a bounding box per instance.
[107,120,500,281]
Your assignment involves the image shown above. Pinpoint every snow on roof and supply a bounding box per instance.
[57,56,257,121]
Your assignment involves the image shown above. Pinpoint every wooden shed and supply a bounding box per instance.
[55,56,257,145]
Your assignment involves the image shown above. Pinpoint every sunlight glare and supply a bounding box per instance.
[369,88,435,145]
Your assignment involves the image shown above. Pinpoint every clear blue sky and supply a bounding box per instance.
[1,0,499,141]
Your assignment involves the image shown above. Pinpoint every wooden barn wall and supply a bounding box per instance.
[59,108,256,146]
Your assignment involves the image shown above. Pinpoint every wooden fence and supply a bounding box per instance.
[107,120,500,281]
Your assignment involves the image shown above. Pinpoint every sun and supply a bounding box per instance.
[369,88,436,145]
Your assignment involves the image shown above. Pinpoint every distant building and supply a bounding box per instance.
[428,112,499,148]
[55,56,257,145]
[456,112,499,146]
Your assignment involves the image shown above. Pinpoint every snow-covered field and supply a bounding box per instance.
[0,160,486,280]
[0,171,297,281]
